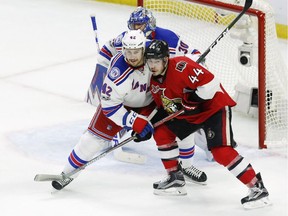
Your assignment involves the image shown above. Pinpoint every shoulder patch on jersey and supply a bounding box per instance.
[108,67,121,80]
[114,33,124,46]
[175,61,187,72]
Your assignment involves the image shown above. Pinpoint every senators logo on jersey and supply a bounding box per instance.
[151,85,182,114]
[161,95,182,114]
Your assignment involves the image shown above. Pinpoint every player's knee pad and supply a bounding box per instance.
[210,146,239,167]
[74,131,110,159]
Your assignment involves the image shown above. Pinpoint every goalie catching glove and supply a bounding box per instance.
[123,110,154,140]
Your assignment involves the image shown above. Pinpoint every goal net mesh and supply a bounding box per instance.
[141,0,287,148]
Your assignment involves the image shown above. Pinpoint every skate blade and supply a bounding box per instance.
[184,177,207,185]
[153,186,187,196]
[242,197,272,209]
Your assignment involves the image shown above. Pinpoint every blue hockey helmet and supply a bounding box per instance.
[127,6,156,37]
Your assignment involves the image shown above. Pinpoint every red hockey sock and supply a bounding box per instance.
[211,146,256,187]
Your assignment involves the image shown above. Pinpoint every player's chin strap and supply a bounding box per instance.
[34,109,184,182]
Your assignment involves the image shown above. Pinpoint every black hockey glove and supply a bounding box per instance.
[131,130,153,143]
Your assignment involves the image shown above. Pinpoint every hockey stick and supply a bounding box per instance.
[113,108,158,164]
[34,109,184,182]
[90,15,100,53]
[196,0,253,63]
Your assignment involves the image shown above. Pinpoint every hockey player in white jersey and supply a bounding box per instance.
[52,30,156,190]
[86,6,210,184]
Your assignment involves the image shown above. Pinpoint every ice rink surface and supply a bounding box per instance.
[0,0,287,215]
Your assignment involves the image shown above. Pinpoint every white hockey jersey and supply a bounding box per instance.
[100,52,153,127]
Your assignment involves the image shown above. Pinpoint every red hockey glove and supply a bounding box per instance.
[122,111,154,138]
[181,92,199,110]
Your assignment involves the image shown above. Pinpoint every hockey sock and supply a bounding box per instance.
[177,134,195,168]
[211,146,256,187]
[158,141,179,172]
[154,125,178,172]
[63,131,110,178]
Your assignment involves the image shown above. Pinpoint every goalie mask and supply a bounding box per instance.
[127,6,156,37]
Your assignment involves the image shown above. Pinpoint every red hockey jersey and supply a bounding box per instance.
[150,56,236,124]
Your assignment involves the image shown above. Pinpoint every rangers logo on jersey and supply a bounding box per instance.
[108,67,121,80]
[114,34,124,46]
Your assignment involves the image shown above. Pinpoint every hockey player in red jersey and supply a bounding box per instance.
[145,39,271,209]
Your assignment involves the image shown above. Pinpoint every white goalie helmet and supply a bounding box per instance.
[122,29,146,52]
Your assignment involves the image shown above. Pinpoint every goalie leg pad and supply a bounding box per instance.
[113,147,147,164]
[85,63,108,106]
[112,129,147,164]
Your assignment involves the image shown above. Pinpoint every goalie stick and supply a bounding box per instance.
[90,15,100,54]
[85,15,103,105]
[34,109,184,182]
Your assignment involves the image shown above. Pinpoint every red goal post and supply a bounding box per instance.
[137,0,288,149]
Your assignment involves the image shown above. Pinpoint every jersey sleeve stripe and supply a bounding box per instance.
[114,68,134,86]
[102,103,123,117]
[110,52,122,66]
[191,49,201,55]
[100,45,113,60]
[169,47,176,55]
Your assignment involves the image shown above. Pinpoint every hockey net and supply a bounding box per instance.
[138,0,287,149]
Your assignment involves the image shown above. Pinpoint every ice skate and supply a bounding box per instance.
[153,170,187,196]
[179,162,207,185]
[241,173,271,209]
[51,172,73,190]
